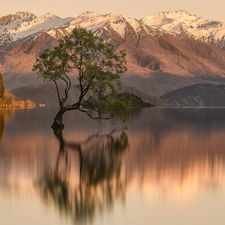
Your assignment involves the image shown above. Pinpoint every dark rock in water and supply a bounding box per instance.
[161,84,225,107]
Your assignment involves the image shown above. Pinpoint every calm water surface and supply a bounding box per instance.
[1,107,225,225]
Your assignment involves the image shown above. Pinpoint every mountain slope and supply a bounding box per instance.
[161,84,225,107]
[0,11,73,47]
[141,10,225,49]
[11,83,166,107]
[1,10,225,97]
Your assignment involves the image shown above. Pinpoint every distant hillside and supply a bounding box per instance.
[11,83,79,107]
[1,10,225,98]
[161,84,225,107]
[12,82,225,108]
[0,89,36,108]
[11,83,158,107]
[123,86,168,107]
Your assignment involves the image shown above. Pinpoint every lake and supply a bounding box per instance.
[1,107,225,225]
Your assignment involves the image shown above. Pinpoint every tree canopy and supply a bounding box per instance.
[33,27,128,129]
[0,73,5,99]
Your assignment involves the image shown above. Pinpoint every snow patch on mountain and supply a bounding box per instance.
[0,10,225,50]
[141,10,225,46]
[0,11,37,25]
[0,11,73,46]
[64,11,143,39]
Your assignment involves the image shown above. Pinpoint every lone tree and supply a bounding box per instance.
[33,27,128,129]
[0,72,5,99]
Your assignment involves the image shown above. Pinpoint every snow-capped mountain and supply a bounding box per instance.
[1,10,225,49]
[0,11,73,46]
[1,10,225,97]
[141,10,225,49]
[69,11,143,36]
[0,10,156,47]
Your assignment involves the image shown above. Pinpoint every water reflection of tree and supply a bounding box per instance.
[37,128,129,224]
[0,111,5,140]
[0,110,13,141]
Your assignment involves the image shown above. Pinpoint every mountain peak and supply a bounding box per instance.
[0,11,37,26]
[161,10,194,16]
[141,10,225,49]
[39,13,59,20]
[141,10,199,24]
[78,11,99,18]
[0,10,225,51]
[13,11,37,19]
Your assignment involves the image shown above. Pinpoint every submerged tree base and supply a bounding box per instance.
[51,109,66,131]
[51,121,65,131]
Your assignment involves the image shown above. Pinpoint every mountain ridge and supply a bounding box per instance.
[1,10,225,48]
[1,10,225,98]
[141,10,225,49]
[161,83,225,107]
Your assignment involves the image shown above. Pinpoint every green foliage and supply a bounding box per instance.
[0,73,5,99]
[33,27,128,122]
[84,91,153,121]
[116,91,154,108]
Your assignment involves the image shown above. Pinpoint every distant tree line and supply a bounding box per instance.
[0,73,5,99]
[84,91,153,109]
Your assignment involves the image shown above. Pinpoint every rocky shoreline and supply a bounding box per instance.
[0,90,37,109]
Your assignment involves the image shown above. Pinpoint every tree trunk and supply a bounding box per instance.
[51,108,66,131]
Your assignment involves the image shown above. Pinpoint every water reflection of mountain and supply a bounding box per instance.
[0,111,4,140]
[1,108,225,222]
[129,108,225,131]
[126,108,225,200]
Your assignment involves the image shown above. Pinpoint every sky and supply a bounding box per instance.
[1,0,225,22]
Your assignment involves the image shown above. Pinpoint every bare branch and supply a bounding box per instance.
[82,99,99,112]
[78,108,116,122]
[60,74,71,104]
[52,79,62,105]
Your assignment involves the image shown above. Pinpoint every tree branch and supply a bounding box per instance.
[53,79,62,106]
[60,73,71,104]
[78,108,116,122]
[81,99,99,112]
